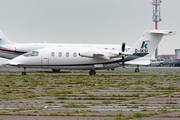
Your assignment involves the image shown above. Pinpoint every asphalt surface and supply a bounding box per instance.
[0,65,179,120]
[1,65,180,74]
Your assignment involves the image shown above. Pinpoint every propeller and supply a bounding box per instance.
[122,42,125,66]
[113,42,126,68]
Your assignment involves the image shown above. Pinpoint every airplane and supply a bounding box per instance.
[5,30,175,75]
[0,30,130,72]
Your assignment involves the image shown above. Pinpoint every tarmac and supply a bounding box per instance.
[0,65,180,74]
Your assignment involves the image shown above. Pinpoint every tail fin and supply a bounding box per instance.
[0,31,13,45]
[126,30,175,65]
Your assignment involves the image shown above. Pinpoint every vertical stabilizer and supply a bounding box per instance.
[0,31,13,45]
[125,30,175,65]
[128,30,175,59]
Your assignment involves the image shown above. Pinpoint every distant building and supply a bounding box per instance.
[157,54,175,62]
[175,49,180,59]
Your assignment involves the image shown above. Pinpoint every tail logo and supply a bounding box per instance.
[135,41,148,53]
[144,43,148,49]
[141,41,148,49]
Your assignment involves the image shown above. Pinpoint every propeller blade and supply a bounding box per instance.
[122,43,125,52]
[121,42,125,67]
[122,56,125,66]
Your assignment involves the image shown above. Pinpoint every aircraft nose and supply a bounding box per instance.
[4,61,11,66]
[4,60,18,66]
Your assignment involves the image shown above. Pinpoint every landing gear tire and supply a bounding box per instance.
[52,69,60,72]
[89,70,96,76]
[22,72,26,75]
[135,68,140,72]
[134,65,140,72]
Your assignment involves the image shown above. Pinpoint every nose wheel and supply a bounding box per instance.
[22,72,26,75]
[22,67,26,75]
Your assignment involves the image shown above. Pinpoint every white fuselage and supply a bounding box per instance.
[6,47,125,70]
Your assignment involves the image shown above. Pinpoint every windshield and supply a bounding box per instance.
[23,51,39,57]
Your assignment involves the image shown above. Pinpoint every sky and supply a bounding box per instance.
[0,0,179,63]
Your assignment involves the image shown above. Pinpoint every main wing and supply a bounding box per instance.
[79,49,131,60]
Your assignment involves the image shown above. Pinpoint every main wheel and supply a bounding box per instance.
[22,72,26,75]
[89,70,96,76]
[52,69,60,72]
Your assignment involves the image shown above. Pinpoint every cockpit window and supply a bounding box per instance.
[23,51,39,57]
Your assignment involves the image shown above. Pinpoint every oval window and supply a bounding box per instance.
[66,52,69,57]
[73,53,77,57]
[51,52,55,57]
[59,52,62,57]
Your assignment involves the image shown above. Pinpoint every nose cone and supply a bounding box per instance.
[4,60,19,66]
[5,60,14,66]
[4,61,10,66]
[4,53,27,66]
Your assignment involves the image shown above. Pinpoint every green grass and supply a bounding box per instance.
[45,101,55,103]
[133,113,142,118]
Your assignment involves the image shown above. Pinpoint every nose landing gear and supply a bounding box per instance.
[21,67,26,75]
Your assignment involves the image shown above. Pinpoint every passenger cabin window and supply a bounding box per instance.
[23,51,39,57]
[66,52,69,57]
[73,53,77,57]
[51,52,55,57]
[112,48,115,50]
[59,52,62,57]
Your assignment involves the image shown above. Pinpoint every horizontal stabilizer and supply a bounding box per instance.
[150,30,176,35]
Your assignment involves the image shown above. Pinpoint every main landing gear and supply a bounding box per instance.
[134,65,140,72]
[22,67,26,75]
[89,70,96,76]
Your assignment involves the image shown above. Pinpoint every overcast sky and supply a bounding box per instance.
[0,0,179,62]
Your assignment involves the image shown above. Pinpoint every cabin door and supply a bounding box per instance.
[41,51,49,68]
